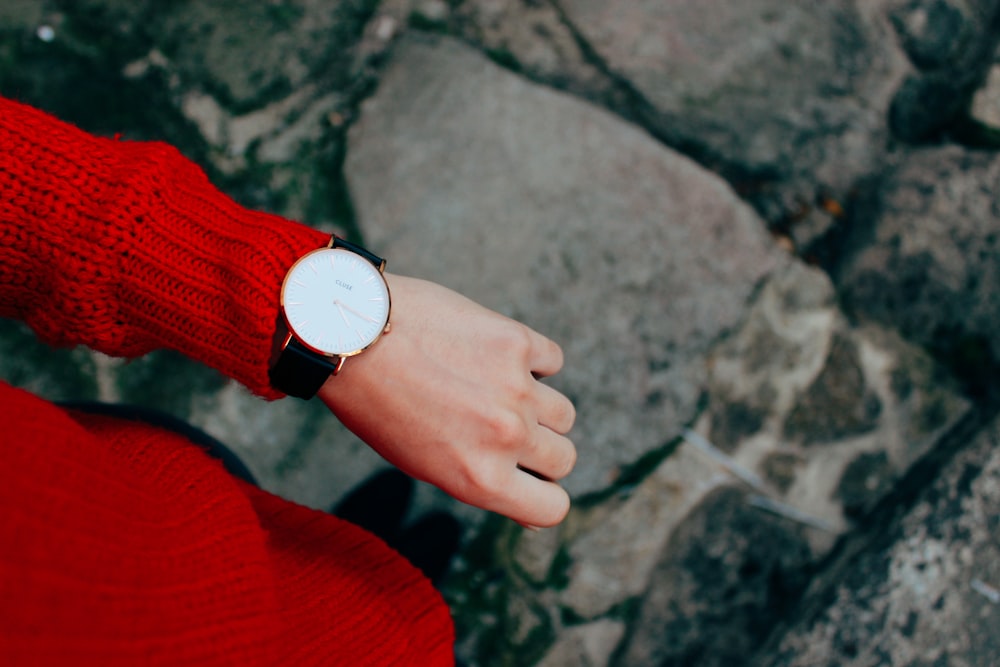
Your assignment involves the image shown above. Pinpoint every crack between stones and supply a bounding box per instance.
[543,1,784,196]
[543,1,721,166]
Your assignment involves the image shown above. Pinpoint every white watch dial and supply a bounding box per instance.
[281,247,390,356]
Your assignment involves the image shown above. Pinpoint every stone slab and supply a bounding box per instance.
[346,33,786,497]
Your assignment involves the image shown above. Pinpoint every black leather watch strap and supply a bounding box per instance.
[332,237,385,270]
[268,335,342,400]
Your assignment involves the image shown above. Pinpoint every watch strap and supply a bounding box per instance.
[268,335,342,399]
[332,237,386,271]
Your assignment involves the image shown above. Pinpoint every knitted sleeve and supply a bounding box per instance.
[0,96,329,398]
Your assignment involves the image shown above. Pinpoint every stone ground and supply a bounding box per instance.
[3,1,1000,665]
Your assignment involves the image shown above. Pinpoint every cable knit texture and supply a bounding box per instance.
[0,95,330,398]
[0,97,454,666]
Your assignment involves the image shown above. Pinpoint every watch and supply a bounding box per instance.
[269,236,392,399]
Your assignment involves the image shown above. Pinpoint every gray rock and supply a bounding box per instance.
[705,261,969,535]
[447,260,968,665]
[970,64,1000,127]
[554,444,731,621]
[536,619,626,667]
[610,261,968,667]
[446,433,736,666]
[761,413,1000,667]
[888,0,1000,142]
[556,0,908,223]
[448,0,618,102]
[186,381,394,513]
[890,0,980,71]
[617,486,814,667]
[345,33,785,497]
[836,145,1000,384]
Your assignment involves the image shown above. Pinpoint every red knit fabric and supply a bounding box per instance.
[0,97,454,665]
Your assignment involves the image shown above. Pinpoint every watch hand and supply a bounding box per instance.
[335,302,352,328]
[334,299,379,324]
[334,301,366,341]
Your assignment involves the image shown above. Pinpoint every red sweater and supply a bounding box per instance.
[0,97,454,666]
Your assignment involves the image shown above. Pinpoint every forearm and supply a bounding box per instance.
[0,96,327,397]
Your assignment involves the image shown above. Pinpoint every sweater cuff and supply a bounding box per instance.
[0,96,331,399]
[110,140,332,398]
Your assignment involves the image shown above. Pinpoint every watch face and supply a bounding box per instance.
[280,248,391,357]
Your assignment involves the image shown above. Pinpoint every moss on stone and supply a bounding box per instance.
[484,47,522,73]
[115,350,227,419]
[761,450,803,494]
[408,11,450,33]
[609,594,642,619]
[445,517,512,638]
[576,434,685,510]
[710,398,767,452]
[445,512,582,665]
[935,333,998,401]
[0,21,208,156]
[272,401,330,476]
[836,450,893,518]
[0,320,99,402]
[784,334,883,444]
[546,543,574,591]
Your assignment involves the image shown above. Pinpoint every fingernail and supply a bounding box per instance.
[517,522,542,533]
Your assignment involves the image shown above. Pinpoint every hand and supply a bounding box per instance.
[317,274,577,528]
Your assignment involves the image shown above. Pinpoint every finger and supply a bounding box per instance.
[534,382,576,435]
[527,331,564,378]
[492,468,571,528]
[517,428,577,482]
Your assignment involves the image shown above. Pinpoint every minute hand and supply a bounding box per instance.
[334,299,378,323]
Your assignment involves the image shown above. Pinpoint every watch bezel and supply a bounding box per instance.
[278,247,391,359]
